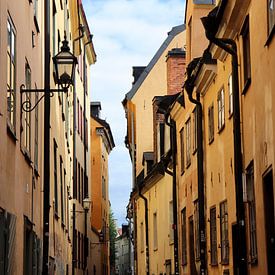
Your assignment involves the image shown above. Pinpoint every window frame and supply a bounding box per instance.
[220,200,229,265]
[267,0,275,39]
[246,162,258,264]
[241,17,251,93]
[181,208,187,266]
[54,140,58,217]
[217,87,225,132]
[153,212,158,251]
[228,74,233,117]
[192,107,198,154]
[7,16,17,135]
[194,200,200,261]
[210,206,218,266]
[208,103,214,144]
[22,61,32,157]
[180,127,185,175]
[185,118,191,168]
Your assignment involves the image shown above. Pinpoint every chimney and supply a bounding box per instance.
[90,101,102,118]
[166,48,186,95]
[132,66,146,85]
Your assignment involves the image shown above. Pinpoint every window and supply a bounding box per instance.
[80,106,83,140]
[60,157,64,224]
[246,163,258,262]
[194,200,200,260]
[208,104,214,143]
[7,17,16,132]
[153,212,158,250]
[52,0,57,56]
[220,201,229,264]
[186,118,191,167]
[77,99,80,134]
[268,0,275,36]
[85,118,88,149]
[23,62,32,155]
[73,158,77,199]
[218,88,225,131]
[228,74,233,117]
[210,207,218,265]
[180,128,185,174]
[64,169,67,227]
[54,140,58,215]
[241,17,251,91]
[188,17,192,59]
[169,201,174,243]
[159,122,165,159]
[140,222,144,252]
[78,162,81,202]
[0,209,16,275]
[34,89,39,171]
[193,107,197,153]
[181,208,187,265]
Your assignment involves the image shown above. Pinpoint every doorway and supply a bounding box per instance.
[263,169,275,275]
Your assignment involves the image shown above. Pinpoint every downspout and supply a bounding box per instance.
[139,190,150,275]
[164,114,179,275]
[83,34,93,271]
[42,0,51,273]
[201,11,248,274]
[185,68,206,275]
[72,25,84,275]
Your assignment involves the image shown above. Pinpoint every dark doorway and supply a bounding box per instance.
[232,223,238,275]
[263,169,275,275]
[189,216,197,275]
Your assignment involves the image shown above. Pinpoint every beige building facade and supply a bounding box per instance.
[0,0,96,274]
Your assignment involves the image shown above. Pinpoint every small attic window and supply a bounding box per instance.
[193,0,216,4]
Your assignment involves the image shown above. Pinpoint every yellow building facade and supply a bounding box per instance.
[123,25,185,274]
[173,0,275,275]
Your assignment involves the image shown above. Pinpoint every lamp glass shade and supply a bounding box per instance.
[83,198,91,211]
[53,39,77,90]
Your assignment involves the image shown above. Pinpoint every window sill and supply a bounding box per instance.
[218,124,225,134]
[228,112,233,120]
[186,161,191,169]
[54,212,60,220]
[242,78,251,95]
[34,164,39,178]
[208,137,214,145]
[7,122,17,142]
[34,15,40,33]
[192,148,197,155]
[22,149,32,166]
[265,24,275,47]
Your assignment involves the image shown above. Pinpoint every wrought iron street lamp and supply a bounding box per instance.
[83,197,92,212]
[53,37,77,91]
[20,36,77,113]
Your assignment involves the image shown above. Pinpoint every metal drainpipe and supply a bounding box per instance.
[83,34,93,271]
[42,0,51,273]
[72,26,85,275]
[139,191,150,275]
[164,115,179,275]
[186,88,206,275]
[208,37,247,275]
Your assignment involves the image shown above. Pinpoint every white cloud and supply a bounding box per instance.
[83,0,185,225]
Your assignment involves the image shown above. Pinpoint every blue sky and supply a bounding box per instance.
[82,0,186,226]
